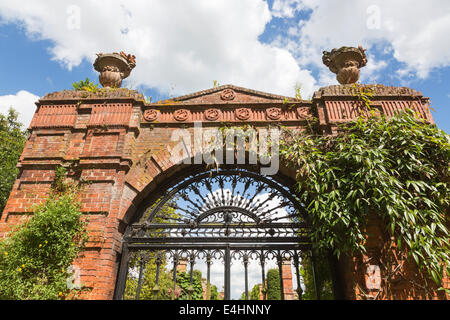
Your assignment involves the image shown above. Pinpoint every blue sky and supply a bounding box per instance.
[0,0,449,133]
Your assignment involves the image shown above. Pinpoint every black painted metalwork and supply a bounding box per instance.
[115,167,319,300]
[293,251,303,300]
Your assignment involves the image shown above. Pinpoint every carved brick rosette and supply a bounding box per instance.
[297,107,312,119]
[173,109,190,122]
[143,109,159,122]
[266,107,282,120]
[235,108,251,121]
[220,89,236,101]
[204,108,220,121]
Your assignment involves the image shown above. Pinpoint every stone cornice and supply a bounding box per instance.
[314,84,424,99]
[39,89,145,105]
[172,84,296,102]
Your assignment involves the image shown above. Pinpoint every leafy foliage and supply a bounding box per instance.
[209,284,220,300]
[123,253,175,300]
[0,108,27,213]
[299,252,334,300]
[240,284,262,300]
[280,110,450,285]
[176,270,204,300]
[72,78,99,92]
[123,202,221,300]
[0,167,87,300]
[266,268,281,300]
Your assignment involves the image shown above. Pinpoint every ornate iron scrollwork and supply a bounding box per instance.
[116,168,317,301]
[125,168,309,243]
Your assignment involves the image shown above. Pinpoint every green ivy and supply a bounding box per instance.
[0,167,87,300]
[280,109,450,286]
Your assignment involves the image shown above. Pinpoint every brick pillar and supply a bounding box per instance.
[258,284,264,300]
[281,259,295,300]
[0,89,146,300]
[177,258,188,273]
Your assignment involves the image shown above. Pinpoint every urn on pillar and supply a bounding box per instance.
[322,46,368,84]
[93,51,136,88]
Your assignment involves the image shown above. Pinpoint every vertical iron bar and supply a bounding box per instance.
[243,253,249,300]
[311,250,321,300]
[293,251,303,300]
[224,245,231,300]
[135,255,145,300]
[277,252,285,300]
[153,251,163,300]
[172,252,179,300]
[188,252,195,300]
[206,253,212,300]
[114,244,130,300]
[260,251,266,300]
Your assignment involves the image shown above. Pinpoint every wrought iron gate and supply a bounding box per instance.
[114,167,320,300]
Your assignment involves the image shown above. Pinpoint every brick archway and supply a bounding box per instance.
[1,84,444,300]
[115,163,323,300]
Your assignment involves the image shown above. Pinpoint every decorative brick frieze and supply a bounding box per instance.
[88,103,133,127]
[143,109,159,122]
[141,103,313,125]
[220,88,236,101]
[30,104,78,129]
[204,108,221,121]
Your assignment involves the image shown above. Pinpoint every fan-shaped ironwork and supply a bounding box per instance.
[115,167,318,301]
[125,168,310,244]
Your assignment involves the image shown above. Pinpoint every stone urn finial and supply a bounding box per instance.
[322,45,368,84]
[93,51,136,88]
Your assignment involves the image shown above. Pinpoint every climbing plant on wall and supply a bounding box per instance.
[0,166,87,300]
[280,109,450,288]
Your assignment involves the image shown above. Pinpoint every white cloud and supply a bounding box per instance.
[282,1,450,80]
[271,0,301,18]
[360,54,388,83]
[0,90,40,128]
[0,0,317,98]
[271,0,318,18]
[2,1,447,104]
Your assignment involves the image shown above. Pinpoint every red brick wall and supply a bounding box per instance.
[0,85,445,300]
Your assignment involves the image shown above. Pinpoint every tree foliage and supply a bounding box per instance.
[0,167,87,300]
[299,252,334,300]
[176,270,204,300]
[280,110,450,285]
[0,108,27,213]
[239,284,261,300]
[123,253,175,300]
[266,268,281,300]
